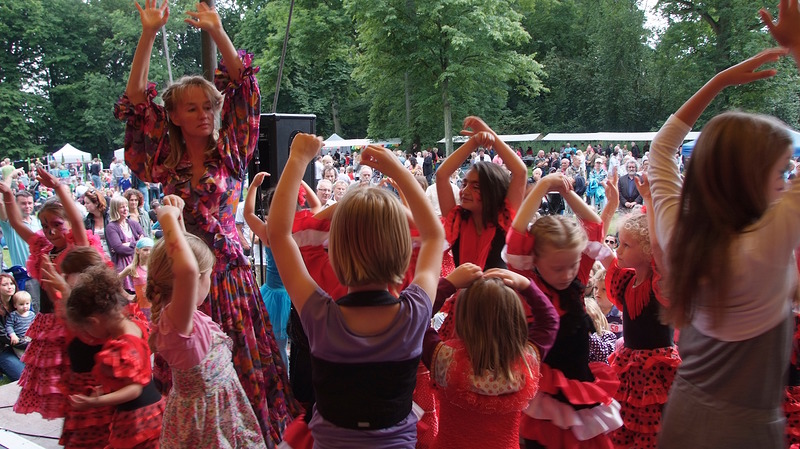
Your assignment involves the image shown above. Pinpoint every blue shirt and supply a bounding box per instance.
[0,216,41,267]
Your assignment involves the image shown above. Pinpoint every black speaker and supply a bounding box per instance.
[250,113,317,190]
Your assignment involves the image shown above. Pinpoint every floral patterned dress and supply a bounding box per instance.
[114,52,297,447]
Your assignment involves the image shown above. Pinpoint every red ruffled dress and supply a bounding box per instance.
[14,230,105,419]
[785,314,800,446]
[430,340,540,449]
[94,319,165,449]
[506,220,623,449]
[604,259,680,448]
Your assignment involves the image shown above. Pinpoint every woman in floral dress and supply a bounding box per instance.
[113,1,297,445]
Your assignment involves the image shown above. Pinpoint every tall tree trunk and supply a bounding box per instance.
[331,96,342,136]
[442,79,453,155]
[405,71,412,130]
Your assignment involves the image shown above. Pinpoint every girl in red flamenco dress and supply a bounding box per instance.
[0,168,105,420]
[506,172,623,449]
[65,265,165,449]
[422,268,559,449]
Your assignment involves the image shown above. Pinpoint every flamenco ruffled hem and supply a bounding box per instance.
[786,386,800,413]
[524,393,622,441]
[538,362,619,406]
[610,348,680,407]
[13,392,67,419]
[617,402,666,434]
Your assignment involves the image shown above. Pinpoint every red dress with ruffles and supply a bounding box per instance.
[785,314,800,446]
[430,340,540,449]
[605,259,680,449]
[94,319,165,449]
[14,230,105,419]
[506,220,622,449]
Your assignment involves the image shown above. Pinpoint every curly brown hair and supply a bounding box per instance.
[123,189,144,210]
[66,265,128,326]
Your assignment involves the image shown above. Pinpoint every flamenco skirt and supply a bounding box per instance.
[59,371,113,448]
[609,346,681,449]
[785,385,800,446]
[14,312,70,419]
[108,397,166,449]
[522,362,622,449]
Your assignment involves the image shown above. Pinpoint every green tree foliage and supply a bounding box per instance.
[346,0,544,153]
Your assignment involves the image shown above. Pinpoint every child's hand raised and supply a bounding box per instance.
[184,2,222,34]
[161,194,185,212]
[157,205,181,221]
[635,172,651,203]
[760,0,800,50]
[714,47,788,88]
[361,145,402,176]
[604,172,619,205]
[460,116,494,137]
[0,181,12,199]
[543,172,573,194]
[135,0,169,34]
[445,263,483,289]
[37,167,61,190]
[289,133,323,165]
[469,131,495,149]
[250,172,271,189]
[483,268,532,291]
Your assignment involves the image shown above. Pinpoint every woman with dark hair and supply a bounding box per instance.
[123,188,152,237]
[0,274,23,380]
[435,116,527,271]
[83,189,110,257]
[105,196,143,291]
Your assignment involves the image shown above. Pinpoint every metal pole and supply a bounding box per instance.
[200,0,217,82]
[272,0,296,113]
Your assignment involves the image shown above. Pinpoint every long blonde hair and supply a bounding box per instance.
[146,233,215,351]
[161,76,223,170]
[666,112,792,328]
[328,187,411,287]
[455,277,530,382]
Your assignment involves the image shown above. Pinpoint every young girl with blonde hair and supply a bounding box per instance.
[120,237,154,320]
[269,136,444,447]
[650,3,800,445]
[147,204,265,448]
[506,172,623,449]
[422,268,558,449]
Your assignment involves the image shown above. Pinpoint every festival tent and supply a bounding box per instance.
[114,148,125,161]
[52,144,92,164]
[681,129,800,157]
[539,131,701,142]
[438,133,541,144]
[322,134,401,150]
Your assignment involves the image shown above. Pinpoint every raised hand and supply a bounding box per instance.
[135,0,169,34]
[714,47,788,87]
[250,172,271,189]
[460,116,494,137]
[289,133,324,165]
[36,167,61,189]
[635,172,652,203]
[157,204,181,222]
[470,131,495,149]
[184,2,222,34]
[543,172,573,194]
[161,194,185,212]
[604,172,619,206]
[760,0,800,50]
[361,145,403,177]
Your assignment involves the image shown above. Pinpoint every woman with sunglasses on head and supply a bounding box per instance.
[83,189,110,257]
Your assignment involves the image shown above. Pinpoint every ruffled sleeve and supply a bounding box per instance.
[505,227,535,274]
[214,50,261,179]
[577,220,603,285]
[94,336,152,391]
[113,83,171,184]
[26,232,53,281]
[153,307,216,370]
[604,259,629,310]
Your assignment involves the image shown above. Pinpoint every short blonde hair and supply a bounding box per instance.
[108,196,129,222]
[530,215,588,257]
[619,213,651,256]
[328,187,410,286]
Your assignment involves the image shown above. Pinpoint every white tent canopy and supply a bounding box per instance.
[114,148,125,161]
[52,144,92,164]
[322,135,402,150]
[539,131,701,142]
[438,133,541,144]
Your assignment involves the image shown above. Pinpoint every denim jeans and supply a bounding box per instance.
[0,346,24,381]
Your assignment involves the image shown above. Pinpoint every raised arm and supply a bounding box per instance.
[362,144,445,301]
[301,180,322,214]
[511,173,571,234]
[184,3,243,83]
[38,168,88,246]
[243,172,269,244]
[125,0,169,105]
[158,205,197,335]
[601,172,619,236]
[560,180,601,224]
[636,174,665,272]
[268,134,324,313]
[462,116,528,210]
[435,134,489,218]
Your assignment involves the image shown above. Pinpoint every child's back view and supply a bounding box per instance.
[269,138,444,448]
